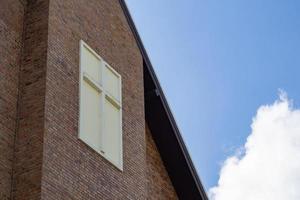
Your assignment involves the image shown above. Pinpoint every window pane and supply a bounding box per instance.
[81,45,101,83]
[80,80,102,151]
[103,65,121,102]
[103,98,121,166]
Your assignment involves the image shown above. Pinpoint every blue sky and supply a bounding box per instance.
[126,0,300,191]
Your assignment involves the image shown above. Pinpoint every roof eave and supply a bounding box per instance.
[119,1,208,199]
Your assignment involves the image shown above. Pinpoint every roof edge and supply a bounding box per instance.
[119,1,208,199]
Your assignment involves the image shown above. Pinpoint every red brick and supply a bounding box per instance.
[146,124,179,200]
[0,0,179,199]
[12,0,50,199]
[0,0,25,199]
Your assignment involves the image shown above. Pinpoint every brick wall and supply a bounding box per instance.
[12,0,50,199]
[0,0,179,199]
[146,124,179,199]
[41,0,147,199]
[0,0,25,199]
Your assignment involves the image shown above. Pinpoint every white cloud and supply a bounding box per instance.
[209,91,300,200]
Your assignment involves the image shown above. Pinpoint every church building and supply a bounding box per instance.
[0,0,208,199]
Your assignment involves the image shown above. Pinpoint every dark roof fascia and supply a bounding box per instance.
[119,1,208,199]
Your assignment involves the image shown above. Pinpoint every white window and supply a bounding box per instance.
[79,40,122,170]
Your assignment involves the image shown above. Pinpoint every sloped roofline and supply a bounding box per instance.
[119,1,208,199]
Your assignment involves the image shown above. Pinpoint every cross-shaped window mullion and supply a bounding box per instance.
[83,72,103,93]
[105,93,121,109]
[79,40,123,170]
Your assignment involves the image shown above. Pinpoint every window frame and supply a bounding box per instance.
[78,40,123,171]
